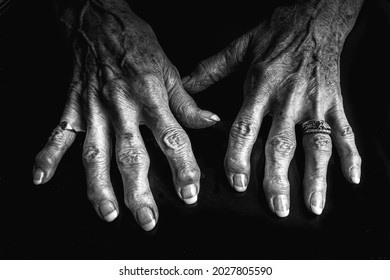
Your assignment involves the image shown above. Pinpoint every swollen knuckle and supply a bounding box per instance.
[86,186,98,202]
[230,120,256,141]
[177,165,200,183]
[86,185,108,203]
[47,129,65,149]
[124,189,149,210]
[337,124,355,138]
[224,154,249,171]
[345,150,361,163]
[35,151,55,167]
[264,176,289,193]
[308,134,332,152]
[161,127,188,151]
[117,147,149,167]
[82,146,106,164]
[267,135,296,155]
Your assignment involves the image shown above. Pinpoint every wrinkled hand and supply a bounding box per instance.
[183,0,363,217]
[33,0,219,230]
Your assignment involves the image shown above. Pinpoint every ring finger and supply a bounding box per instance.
[302,119,333,215]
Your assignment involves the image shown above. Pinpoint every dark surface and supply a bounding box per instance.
[0,0,390,259]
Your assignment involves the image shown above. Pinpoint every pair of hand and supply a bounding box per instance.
[33,0,362,231]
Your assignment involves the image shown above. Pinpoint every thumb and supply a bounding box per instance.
[168,77,221,129]
[182,32,251,94]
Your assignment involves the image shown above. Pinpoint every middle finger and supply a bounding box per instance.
[264,115,296,217]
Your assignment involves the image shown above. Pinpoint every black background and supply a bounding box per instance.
[0,0,390,259]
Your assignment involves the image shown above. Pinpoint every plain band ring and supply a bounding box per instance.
[59,121,77,133]
[302,120,331,135]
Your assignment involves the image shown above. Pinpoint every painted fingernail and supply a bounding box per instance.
[350,166,360,184]
[180,185,198,204]
[273,195,289,217]
[310,192,323,215]
[99,201,118,222]
[233,174,247,192]
[33,168,44,185]
[137,207,156,231]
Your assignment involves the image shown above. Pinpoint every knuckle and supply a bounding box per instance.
[307,134,332,153]
[117,147,149,168]
[161,127,189,152]
[124,188,150,210]
[337,124,355,138]
[355,153,362,165]
[86,185,99,202]
[176,165,200,183]
[35,151,56,167]
[309,166,329,180]
[47,128,65,149]
[131,73,161,94]
[264,176,289,193]
[267,135,296,155]
[230,120,257,141]
[86,184,108,203]
[224,153,249,171]
[82,146,106,164]
[345,150,361,164]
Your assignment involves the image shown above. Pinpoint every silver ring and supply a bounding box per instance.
[302,120,331,135]
[59,121,77,133]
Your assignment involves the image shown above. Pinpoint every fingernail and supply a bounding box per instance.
[233,174,247,192]
[180,185,198,204]
[273,195,289,217]
[137,207,156,231]
[209,114,221,122]
[33,168,44,185]
[200,110,221,122]
[350,166,360,184]
[310,192,323,215]
[99,201,118,222]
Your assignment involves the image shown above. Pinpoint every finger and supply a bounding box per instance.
[82,81,119,223]
[329,107,361,184]
[116,126,158,231]
[224,67,270,192]
[182,32,251,94]
[166,67,221,129]
[141,76,201,204]
[102,74,158,231]
[302,130,333,215]
[263,117,296,218]
[33,70,84,185]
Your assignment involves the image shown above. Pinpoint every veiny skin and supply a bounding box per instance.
[182,0,363,217]
[33,0,220,231]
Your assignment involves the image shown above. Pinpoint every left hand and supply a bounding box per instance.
[183,0,363,217]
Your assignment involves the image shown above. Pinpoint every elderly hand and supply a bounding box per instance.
[183,0,363,217]
[32,0,219,230]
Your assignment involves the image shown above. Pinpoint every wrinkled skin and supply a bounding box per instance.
[183,0,363,217]
[33,0,220,231]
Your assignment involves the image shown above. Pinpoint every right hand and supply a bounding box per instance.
[33,0,219,231]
